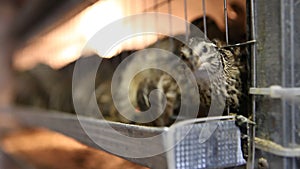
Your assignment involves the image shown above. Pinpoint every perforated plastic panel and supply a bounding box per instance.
[167,117,245,169]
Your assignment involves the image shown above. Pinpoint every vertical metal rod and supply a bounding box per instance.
[290,0,295,140]
[223,0,229,44]
[248,0,256,168]
[202,0,207,39]
[184,0,189,41]
[290,0,295,100]
[280,5,288,165]
[168,0,173,36]
[168,0,174,51]
[224,0,229,114]
[289,0,296,168]
[280,0,290,167]
[154,0,159,47]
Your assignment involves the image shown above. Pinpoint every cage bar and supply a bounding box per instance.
[1,0,253,169]
[201,0,207,39]
[183,0,189,41]
[252,0,300,168]
[223,0,229,44]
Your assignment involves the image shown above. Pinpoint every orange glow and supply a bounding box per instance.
[13,0,245,70]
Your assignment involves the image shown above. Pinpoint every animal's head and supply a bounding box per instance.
[180,37,223,78]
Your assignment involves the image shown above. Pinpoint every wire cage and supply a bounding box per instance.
[2,0,300,169]
[249,0,300,168]
[3,0,251,169]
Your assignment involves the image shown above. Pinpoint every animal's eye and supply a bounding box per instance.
[202,46,208,53]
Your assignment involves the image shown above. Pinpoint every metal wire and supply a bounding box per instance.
[290,0,297,166]
[221,40,257,48]
[248,0,256,168]
[281,0,297,168]
[168,0,174,50]
[202,0,207,39]
[280,4,288,169]
[222,0,230,115]
[168,0,173,36]
[223,0,229,44]
[184,0,189,41]
[154,0,159,46]
[289,0,296,151]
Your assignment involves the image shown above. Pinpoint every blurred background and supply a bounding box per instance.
[0,0,246,168]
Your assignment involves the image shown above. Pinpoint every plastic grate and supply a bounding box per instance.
[168,119,245,169]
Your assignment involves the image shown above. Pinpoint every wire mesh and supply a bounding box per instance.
[251,0,300,168]
[10,0,252,168]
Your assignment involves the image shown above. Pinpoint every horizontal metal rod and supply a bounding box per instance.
[220,40,257,48]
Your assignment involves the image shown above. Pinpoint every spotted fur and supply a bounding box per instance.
[127,37,243,126]
[181,37,242,112]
